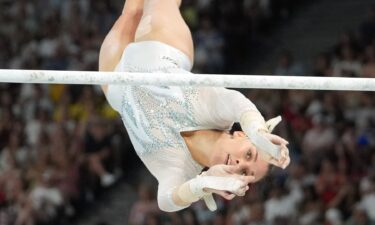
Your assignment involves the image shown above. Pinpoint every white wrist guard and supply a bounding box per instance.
[240,110,267,132]
[177,174,246,211]
[241,111,283,160]
[248,130,281,160]
[189,175,244,197]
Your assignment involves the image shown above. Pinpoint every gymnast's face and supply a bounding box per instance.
[211,131,270,182]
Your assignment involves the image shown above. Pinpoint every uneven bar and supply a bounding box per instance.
[0,69,374,91]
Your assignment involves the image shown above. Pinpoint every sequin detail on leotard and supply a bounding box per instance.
[117,69,199,157]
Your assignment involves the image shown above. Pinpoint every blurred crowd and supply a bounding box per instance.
[0,0,307,73]
[182,0,308,73]
[0,83,125,225]
[0,0,374,225]
[0,1,128,224]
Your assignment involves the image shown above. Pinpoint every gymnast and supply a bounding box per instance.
[99,0,290,212]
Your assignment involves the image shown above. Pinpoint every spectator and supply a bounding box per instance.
[274,50,305,76]
[297,185,321,225]
[194,18,225,73]
[227,198,252,225]
[0,132,29,172]
[181,209,199,225]
[247,201,268,225]
[325,208,344,225]
[315,159,348,208]
[345,204,371,225]
[362,43,375,77]
[302,114,336,160]
[264,182,303,224]
[84,118,116,187]
[359,173,375,223]
[29,169,64,224]
[313,52,333,76]
[333,45,362,77]
[128,183,159,225]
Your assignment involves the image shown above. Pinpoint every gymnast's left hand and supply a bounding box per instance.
[258,132,290,169]
[241,113,291,169]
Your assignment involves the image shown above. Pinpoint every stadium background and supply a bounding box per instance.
[0,0,374,225]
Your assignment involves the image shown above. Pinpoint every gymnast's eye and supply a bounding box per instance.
[246,150,252,160]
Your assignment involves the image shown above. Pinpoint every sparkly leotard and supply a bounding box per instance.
[105,41,258,212]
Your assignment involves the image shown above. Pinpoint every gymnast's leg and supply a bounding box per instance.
[134,0,194,63]
[99,0,144,93]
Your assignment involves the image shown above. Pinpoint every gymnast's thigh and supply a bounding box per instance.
[134,0,194,62]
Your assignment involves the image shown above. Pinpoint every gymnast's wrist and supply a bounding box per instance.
[176,174,210,204]
[240,110,268,133]
[189,173,211,197]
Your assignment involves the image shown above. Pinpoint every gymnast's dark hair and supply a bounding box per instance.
[230,122,242,135]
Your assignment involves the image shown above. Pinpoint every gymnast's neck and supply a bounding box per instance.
[181,129,225,167]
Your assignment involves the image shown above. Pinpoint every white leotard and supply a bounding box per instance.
[105,41,258,212]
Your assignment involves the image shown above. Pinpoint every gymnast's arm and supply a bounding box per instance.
[99,2,143,94]
[197,87,266,129]
[157,164,254,212]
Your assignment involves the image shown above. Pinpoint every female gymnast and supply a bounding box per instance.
[99,0,290,212]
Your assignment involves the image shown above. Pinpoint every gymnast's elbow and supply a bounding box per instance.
[158,202,177,212]
[157,198,184,212]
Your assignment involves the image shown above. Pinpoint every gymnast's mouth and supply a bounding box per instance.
[225,154,230,165]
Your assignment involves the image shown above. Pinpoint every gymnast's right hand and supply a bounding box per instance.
[177,164,254,212]
[192,164,255,199]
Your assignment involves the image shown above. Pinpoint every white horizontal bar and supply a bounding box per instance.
[0,69,374,91]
